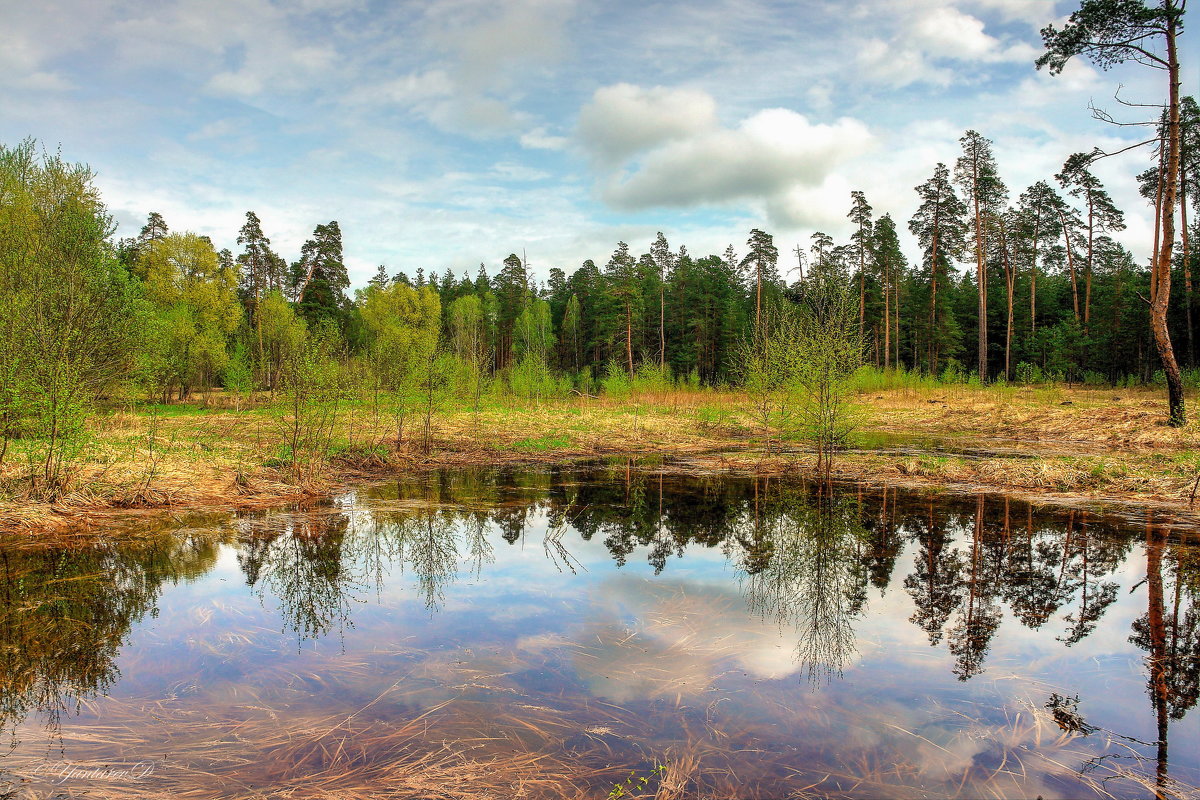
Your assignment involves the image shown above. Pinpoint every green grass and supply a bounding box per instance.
[511,434,572,452]
[125,401,213,417]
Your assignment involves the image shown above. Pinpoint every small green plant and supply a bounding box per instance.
[632,360,672,394]
[607,764,665,799]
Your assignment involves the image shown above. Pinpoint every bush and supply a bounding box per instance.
[849,366,941,393]
[632,361,672,394]
[600,358,631,400]
[577,366,596,397]
[1014,362,1044,385]
[222,342,254,406]
[274,323,345,477]
[939,358,966,384]
[508,354,564,401]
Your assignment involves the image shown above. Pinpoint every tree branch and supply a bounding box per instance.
[1087,138,1162,161]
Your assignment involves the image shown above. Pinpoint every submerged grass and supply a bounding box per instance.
[5,608,1187,800]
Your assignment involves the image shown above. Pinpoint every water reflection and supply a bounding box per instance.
[0,531,222,738]
[0,466,1197,798]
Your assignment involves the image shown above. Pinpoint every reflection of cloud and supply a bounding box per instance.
[516,576,805,705]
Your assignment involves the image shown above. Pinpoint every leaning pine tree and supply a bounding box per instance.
[1038,0,1188,425]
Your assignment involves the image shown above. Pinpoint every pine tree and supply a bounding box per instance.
[295,221,349,326]
[910,163,969,372]
[604,242,640,375]
[955,130,1008,379]
[1056,153,1125,331]
[848,191,874,339]
[138,212,169,247]
[872,214,906,369]
[1038,0,1187,424]
[1014,181,1066,339]
[368,264,390,289]
[494,253,528,369]
[236,212,277,373]
[650,232,674,367]
[741,229,779,334]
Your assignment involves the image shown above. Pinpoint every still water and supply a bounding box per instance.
[0,465,1197,799]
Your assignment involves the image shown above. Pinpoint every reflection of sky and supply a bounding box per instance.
[19,491,1200,796]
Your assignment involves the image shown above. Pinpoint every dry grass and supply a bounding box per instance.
[2,383,1199,533]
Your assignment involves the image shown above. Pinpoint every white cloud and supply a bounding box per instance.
[968,0,1057,26]
[577,83,718,166]
[519,126,569,151]
[912,7,1004,60]
[580,86,874,229]
[385,0,577,136]
[440,0,576,91]
[355,71,455,106]
[852,4,1040,88]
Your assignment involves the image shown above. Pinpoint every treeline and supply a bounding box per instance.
[95,109,1198,398]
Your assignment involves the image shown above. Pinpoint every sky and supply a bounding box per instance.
[0,0,1193,288]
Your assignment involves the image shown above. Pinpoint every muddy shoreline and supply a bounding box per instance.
[7,439,1199,538]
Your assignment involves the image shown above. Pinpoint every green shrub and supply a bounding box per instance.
[632,361,672,394]
[939,359,966,384]
[600,358,631,400]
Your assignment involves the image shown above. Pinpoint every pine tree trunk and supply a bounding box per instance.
[1059,209,1080,323]
[1145,523,1171,797]
[972,167,987,381]
[1149,18,1185,426]
[660,284,666,369]
[626,304,634,376]
[1085,198,1095,330]
[1002,227,1014,381]
[859,265,866,339]
[883,256,891,369]
[1030,221,1040,338]
[755,261,762,333]
[894,279,901,368]
[1181,160,1193,368]
[930,204,941,373]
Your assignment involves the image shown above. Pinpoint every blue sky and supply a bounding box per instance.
[1,0,1192,287]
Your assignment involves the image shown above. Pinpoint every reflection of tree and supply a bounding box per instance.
[904,500,965,646]
[401,511,460,611]
[742,485,869,684]
[240,512,356,641]
[946,497,1004,681]
[1127,524,1200,799]
[0,534,220,738]
[860,487,903,591]
[1057,513,1124,646]
[1002,504,1067,630]
[372,467,1152,686]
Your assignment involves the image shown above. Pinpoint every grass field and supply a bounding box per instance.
[2,381,1199,530]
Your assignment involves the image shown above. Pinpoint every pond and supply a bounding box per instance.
[0,465,1197,799]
